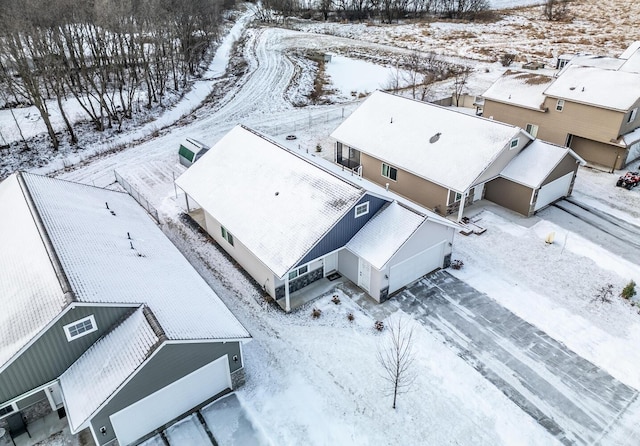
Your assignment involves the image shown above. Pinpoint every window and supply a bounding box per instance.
[510,138,519,149]
[221,226,234,246]
[381,163,398,181]
[288,265,309,281]
[556,99,565,112]
[448,191,463,205]
[63,315,97,342]
[628,108,638,123]
[525,123,539,138]
[355,202,369,218]
[0,404,15,417]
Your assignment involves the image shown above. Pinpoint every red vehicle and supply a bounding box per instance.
[616,171,640,190]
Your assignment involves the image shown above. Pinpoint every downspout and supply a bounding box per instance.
[284,276,291,312]
[17,172,75,304]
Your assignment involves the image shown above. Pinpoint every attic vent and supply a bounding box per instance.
[569,87,575,90]
[581,87,585,92]
[429,133,442,144]
[275,191,279,196]
[390,117,393,124]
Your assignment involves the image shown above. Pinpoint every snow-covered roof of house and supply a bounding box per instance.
[22,173,249,341]
[0,172,249,370]
[60,307,159,432]
[499,140,583,189]
[620,41,640,60]
[562,55,624,71]
[622,126,640,146]
[175,125,366,279]
[346,202,425,270]
[0,174,68,367]
[619,51,640,74]
[481,70,553,111]
[544,66,640,112]
[330,91,525,192]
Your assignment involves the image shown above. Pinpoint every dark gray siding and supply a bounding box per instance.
[91,342,242,446]
[297,194,388,266]
[0,305,134,403]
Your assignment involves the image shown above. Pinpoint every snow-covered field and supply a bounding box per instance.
[4,1,640,444]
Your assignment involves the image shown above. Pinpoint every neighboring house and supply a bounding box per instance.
[482,63,640,171]
[175,125,458,311]
[0,172,250,446]
[330,90,583,219]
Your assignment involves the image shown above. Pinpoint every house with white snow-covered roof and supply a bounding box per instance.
[0,172,250,446]
[175,125,459,311]
[330,91,583,219]
[483,56,640,170]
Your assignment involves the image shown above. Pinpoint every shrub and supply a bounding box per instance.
[332,295,341,305]
[500,53,516,67]
[312,307,322,318]
[347,312,355,322]
[374,320,384,331]
[592,284,614,304]
[451,259,464,270]
[621,280,637,300]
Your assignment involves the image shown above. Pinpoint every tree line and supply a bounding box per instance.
[254,0,490,24]
[0,0,229,150]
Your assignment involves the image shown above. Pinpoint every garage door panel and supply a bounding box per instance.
[535,172,573,211]
[389,242,444,294]
[110,355,230,445]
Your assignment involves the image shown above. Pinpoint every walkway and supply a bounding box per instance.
[356,270,639,445]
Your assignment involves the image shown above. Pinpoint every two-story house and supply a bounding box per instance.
[482,65,640,171]
[331,91,583,219]
[0,172,250,446]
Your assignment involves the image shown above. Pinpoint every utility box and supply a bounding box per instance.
[179,138,210,167]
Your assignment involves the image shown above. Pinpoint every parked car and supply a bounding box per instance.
[179,138,210,167]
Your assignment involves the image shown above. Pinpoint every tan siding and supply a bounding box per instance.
[485,177,534,216]
[618,98,640,136]
[484,98,626,147]
[475,135,530,184]
[360,153,449,214]
[541,154,579,187]
[570,136,625,170]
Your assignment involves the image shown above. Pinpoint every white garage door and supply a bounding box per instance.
[389,242,445,294]
[534,172,574,211]
[110,355,231,445]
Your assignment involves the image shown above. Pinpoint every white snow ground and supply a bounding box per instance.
[4,2,640,445]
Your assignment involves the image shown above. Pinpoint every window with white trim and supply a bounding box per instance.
[355,201,369,218]
[381,163,398,181]
[628,108,638,123]
[221,226,234,246]
[556,99,565,112]
[525,123,539,138]
[63,315,97,342]
[510,138,519,150]
[288,265,309,281]
[448,191,463,205]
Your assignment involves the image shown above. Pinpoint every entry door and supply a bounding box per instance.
[47,383,64,409]
[358,259,371,293]
[324,252,338,275]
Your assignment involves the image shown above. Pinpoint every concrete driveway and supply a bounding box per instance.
[357,270,639,445]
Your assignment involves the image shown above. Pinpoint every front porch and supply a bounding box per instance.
[0,409,92,446]
[276,273,348,312]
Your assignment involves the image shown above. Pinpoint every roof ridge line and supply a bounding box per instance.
[16,171,76,304]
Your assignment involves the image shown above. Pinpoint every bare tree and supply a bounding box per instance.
[543,0,570,21]
[377,316,416,409]
[451,65,471,106]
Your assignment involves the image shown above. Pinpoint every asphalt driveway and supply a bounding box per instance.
[356,270,639,445]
